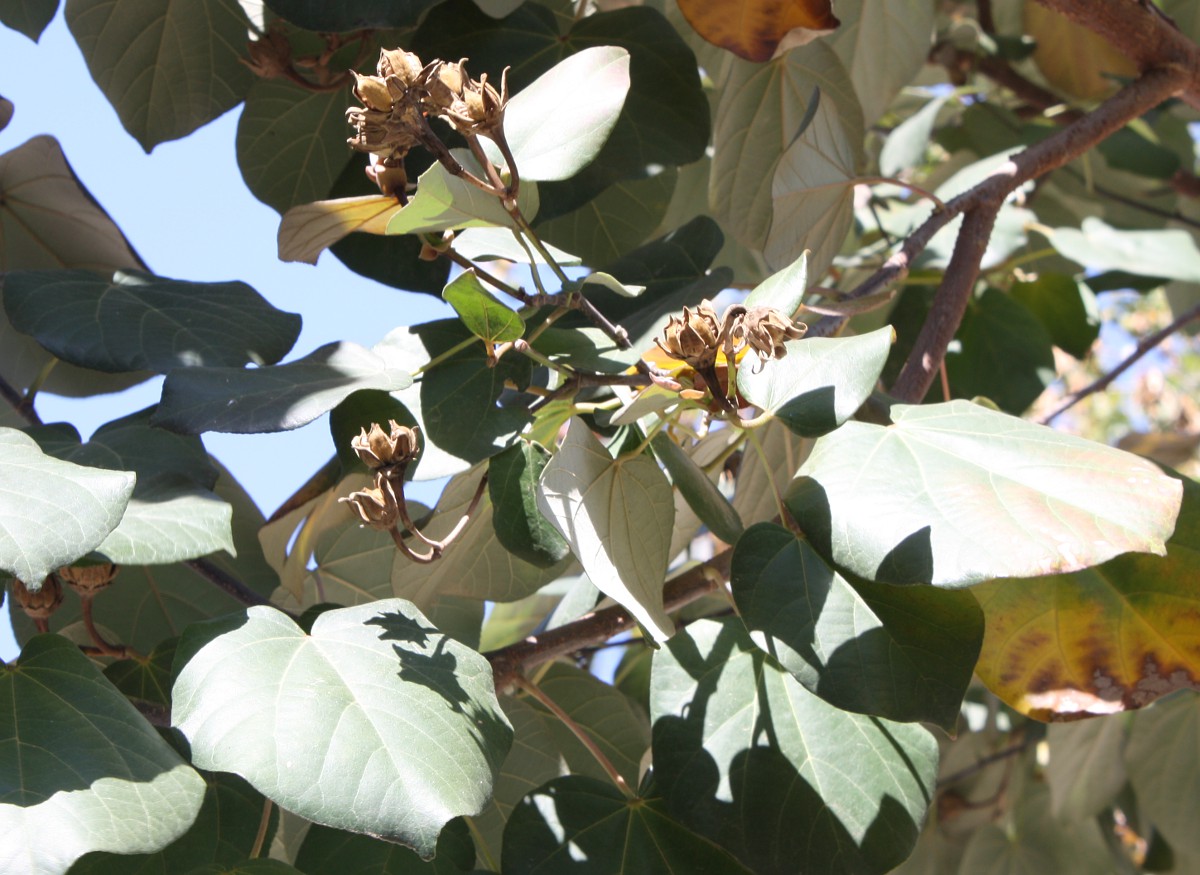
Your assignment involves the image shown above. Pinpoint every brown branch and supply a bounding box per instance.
[0,373,42,425]
[186,558,273,607]
[489,548,732,693]
[1040,301,1200,424]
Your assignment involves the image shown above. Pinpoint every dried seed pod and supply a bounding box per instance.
[739,307,807,363]
[352,421,420,473]
[655,301,722,370]
[58,563,119,596]
[341,475,402,530]
[13,575,63,621]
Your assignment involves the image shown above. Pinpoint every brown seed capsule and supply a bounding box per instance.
[739,307,807,363]
[655,301,722,370]
[341,476,401,530]
[57,563,118,596]
[13,576,63,621]
[378,49,424,86]
[444,67,509,138]
[351,71,394,113]
[352,421,420,472]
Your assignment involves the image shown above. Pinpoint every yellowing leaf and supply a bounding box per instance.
[676,0,839,63]
[975,476,1200,721]
[537,418,676,642]
[1024,3,1137,101]
[277,195,404,265]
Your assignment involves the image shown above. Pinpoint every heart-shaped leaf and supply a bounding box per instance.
[278,195,406,265]
[443,270,524,345]
[737,326,892,437]
[153,342,413,435]
[0,635,205,875]
[650,617,937,875]
[731,523,981,729]
[1,0,56,40]
[385,152,539,236]
[3,269,301,373]
[172,600,513,859]
[502,776,754,875]
[538,418,676,643]
[786,400,1183,587]
[0,427,134,586]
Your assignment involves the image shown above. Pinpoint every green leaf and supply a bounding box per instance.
[236,79,352,213]
[786,400,1183,586]
[3,269,301,373]
[1097,126,1181,180]
[451,226,581,266]
[1127,693,1200,856]
[1045,717,1128,821]
[1010,273,1099,359]
[527,663,650,788]
[535,168,677,267]
[385,152,539,235]
[945,288,1056,414]
[0,427,134,585]
[731,419,811,526]
[104,638,177,707]
[182,861,304,875]
[375,321,532,478]
[153,341,413,435]
[489,46,631,182]
[650,433,743,545]
[0,0,57,40]
[172,601,513,860]
[743,250,808,316]
[879,95,947,177]
[0,635,205,874]
[69,771,275,875]
[296,817,475,875]
[443,271,525,345]
[649,618,937,875]
[737,327,893,437]
[262,0,438,30]
[65,0,255,151]
[1046,216,1200,282]
[489,440,571,568]
[48,408,234,565]
[537,418,676,643]
[501,776,754,875]
[0,135,150,399]
[828,0,936,124]
[730,523,981,730]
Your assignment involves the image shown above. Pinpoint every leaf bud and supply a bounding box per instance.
[13,575,63,621]
[57,562,119,597]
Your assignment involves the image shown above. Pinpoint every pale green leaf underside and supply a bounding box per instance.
[385,150,539,235]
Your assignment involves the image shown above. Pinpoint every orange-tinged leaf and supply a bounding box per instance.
[676,0,839,63]
[975,474,1200,722]
[277,195,403,265]
[1024,3,1137,101]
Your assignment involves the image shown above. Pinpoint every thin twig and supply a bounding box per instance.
[80,594,135,659]
[1040,302,1200,424]
[937,735,1035,790]
[249,798,274,858]
[0,373,41,425]
[186,558,273,607]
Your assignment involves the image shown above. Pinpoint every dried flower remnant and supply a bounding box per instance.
[58,562,118,596]
[655,302,723,370]
[342,478,402,530]
[14,575,63,632]
[738,306,808,365]
[352,420,420,475]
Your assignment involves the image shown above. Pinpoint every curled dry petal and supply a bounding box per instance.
[352,72,394,113]
[14,576,63,620]
[341,475,401,530]
[57,563,119,596]
[740,307,807,362]
[378,48,424,86]
[352,420,421,471]
[655,300,722,369]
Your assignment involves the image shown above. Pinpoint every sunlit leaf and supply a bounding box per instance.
[828,0,935,124]
[538,418,676,643]
[278,195,405,265]
[0,635,205,875]
[1046,217,1200,282]
[153,341,413,435]
[0,427,133,586]
[3,269,301,372]
[172,601,513,860]
[442,271,524,345]
[879,95,947,177]
[65,0,255,150]
[451,226,580,265]
[737,327,892,437]
[1024,2,1137,100]
[237,80,352,212]
[385,152,539,235]
[675,0,838,62]
[650,618,937,874]
[502,776,754,875]
[743,250,807,315]
[974,475,1200,720]
[787,400,1183,587]
[732,523,981,729]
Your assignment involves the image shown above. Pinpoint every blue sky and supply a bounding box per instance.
[1,12,450,658]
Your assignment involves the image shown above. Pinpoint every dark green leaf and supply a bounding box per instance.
[443,271,524,345]
[1010,273,1099,359]
[172,601,513,860]
[0,635,205,873]
[329,389,420,476]
[236,79,353,213]
[945,288,1056,414]
[65,0,255,150]
[263,0,439,30]
[182,861,304,875]
[731,523,981,730]
[502,775,754,875]
[296,817,475,874]
[153,341,412,435]
[1083,269,1169,294]
[786,400,1182,586]
[650,618,938,875]
[4,269,301,373]
[737,327,893,437]
[488,440,570,568]
[103,639,177,707]
[1097,126,1181,180]
[0,427,133,585]
[69,771,274,875]
[650,433,742,545]
[0,0,57,40]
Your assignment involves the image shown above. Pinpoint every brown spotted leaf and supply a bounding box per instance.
[676,0,839,62]
[974,473,1200,721]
